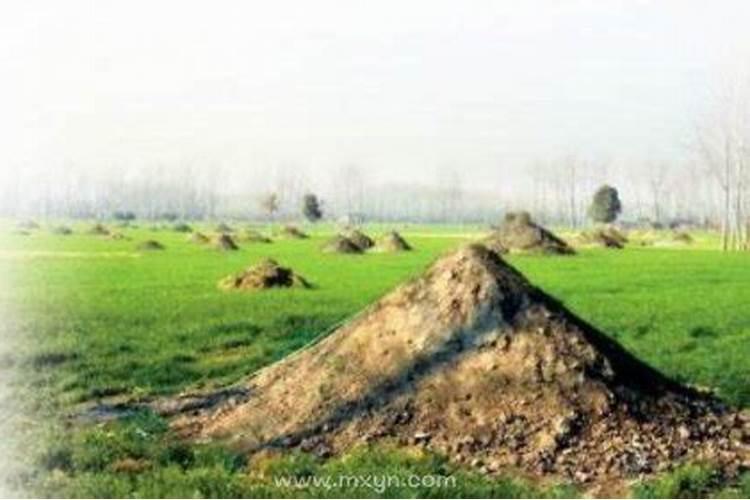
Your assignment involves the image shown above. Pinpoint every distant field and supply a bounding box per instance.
[1,221,749,497]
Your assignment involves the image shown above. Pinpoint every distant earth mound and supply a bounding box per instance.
[345,229,375,250]
[177,244,747,488]
[213,233,239,251]
[219,258,310,290]
[322,235,363,254]
[136,240,164,251]
[187,232,210,244]
[573,227,627,249]
[279,226,309,239]
[488,212,574,255]
[375,231,412,252]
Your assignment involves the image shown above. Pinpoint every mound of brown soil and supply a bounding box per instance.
[490,212,574,255]
[213,233,239,251]
[322,235,363,254]
[574,228,624,249]
[88,223,110,236]
[137,240,164,251]
[177,245,747,488]
[279,226,309,239]
[375,231,412,252]
[241,230,272,244]
[218,259,310,290]
[345,229,375,250]
[187,232,210,244]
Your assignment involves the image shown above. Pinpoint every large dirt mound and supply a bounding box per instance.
[490,212,574,255]
[375,231,412,252]
[345,229,375,250]
[219,258,310,290]
[322,235,363,254]
[177,245,747,487]
[213,233,239,251]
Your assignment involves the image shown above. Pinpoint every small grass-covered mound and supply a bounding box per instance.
[187,232,209,244]
[219,258,309,290]
[213,233,239,251]
[136,240,165,251]
[344,229,375,250]
[375,230,412,252]
[322,235,363,254]
[172,223,192,233]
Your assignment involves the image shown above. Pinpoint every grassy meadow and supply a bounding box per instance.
[1,220,749,498]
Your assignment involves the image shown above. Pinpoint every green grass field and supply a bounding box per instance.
[2,221,749,498]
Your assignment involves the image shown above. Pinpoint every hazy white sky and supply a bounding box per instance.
[2,0,750,192]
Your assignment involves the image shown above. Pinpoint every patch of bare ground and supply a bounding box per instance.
[173,244,748,489]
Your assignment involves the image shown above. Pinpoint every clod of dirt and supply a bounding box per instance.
[215,223,234,233]
[241,230,272,244]
[187,232,210,244]
[487,212,574,255]
[88,223,110,236]
[213,233,239,251]
[178,244,748,488]
[136,240,165,251]
[345,229,375,250]
[375,231,412,252]
[51,226,73,235]
[573,227,627,249]
[218,258,310,290]
[322,235,363,254]
[279,226,309,239]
